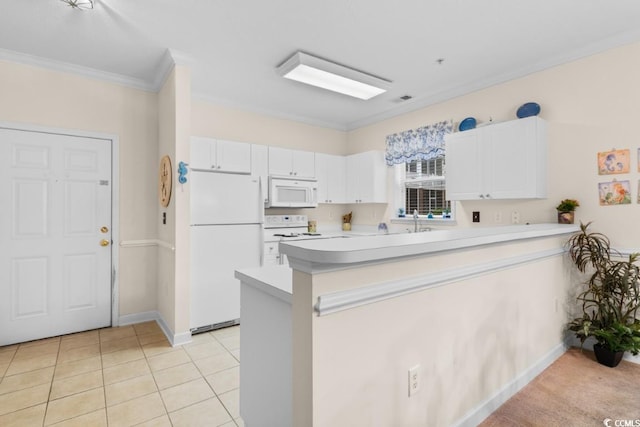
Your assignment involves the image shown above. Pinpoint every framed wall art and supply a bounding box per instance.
[598,180,631,205]
[597,149,630,175]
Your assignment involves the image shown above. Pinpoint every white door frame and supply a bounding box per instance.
[0,121,120,327]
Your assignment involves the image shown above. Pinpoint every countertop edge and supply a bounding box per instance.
[235,266,293,301]
[280,223,579,269]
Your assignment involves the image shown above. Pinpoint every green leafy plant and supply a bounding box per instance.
[592,322,640,355]
[567,222,640,354]
[556,199,580,212]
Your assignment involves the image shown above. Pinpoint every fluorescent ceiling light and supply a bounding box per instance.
[277,51,391,100]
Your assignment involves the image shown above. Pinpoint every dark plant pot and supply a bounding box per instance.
[593,343,624,367]
[558,211,574,224]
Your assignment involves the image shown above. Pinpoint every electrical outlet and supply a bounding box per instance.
[472,211,480,223]
[408,365,420,397]
[511,211,520,224]
[494,211,502,223]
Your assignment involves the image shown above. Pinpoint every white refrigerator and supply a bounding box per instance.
[190,172,263,332]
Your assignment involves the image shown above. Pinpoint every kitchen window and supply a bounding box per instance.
[385,119,454,221]
[403,158,452,218]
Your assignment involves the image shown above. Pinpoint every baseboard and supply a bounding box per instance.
[154,313,193,347]
[119,310,192,347]
[452,341,568,427]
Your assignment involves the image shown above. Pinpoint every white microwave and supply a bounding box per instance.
[267,176,318,208]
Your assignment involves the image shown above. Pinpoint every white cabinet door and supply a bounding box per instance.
[327,155,346,203]
[346,151,387,203]
[315,154,346,204]
[445,117,547,200]
[485,118,545,199]
[268,147,294,176]
[445,131,484,200]
[190,136,215,170]
[315,153,329,203]
[191,137,251,173]
[292,150,315,179]
[268,147,315,178]
[216,139,251,174]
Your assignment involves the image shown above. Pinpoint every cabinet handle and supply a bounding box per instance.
[479,194,484,199]
[211,165,215,169]
[485,194,490,198]
[217,165,221,169]
[294,172,297,175]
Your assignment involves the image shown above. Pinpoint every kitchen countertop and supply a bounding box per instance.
[280,223,579,270]
[235,265,292,301]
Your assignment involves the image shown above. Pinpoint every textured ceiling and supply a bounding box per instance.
[3,0,640,130]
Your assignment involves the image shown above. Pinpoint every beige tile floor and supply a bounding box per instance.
[0,322,244,426]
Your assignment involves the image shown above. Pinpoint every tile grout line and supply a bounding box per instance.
[139,327,172,426]
[0,323,242,427]
[183,329,240,426]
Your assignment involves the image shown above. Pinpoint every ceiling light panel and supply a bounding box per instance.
[277,51,391,100]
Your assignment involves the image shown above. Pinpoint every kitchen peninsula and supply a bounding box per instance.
[236,223,579,427]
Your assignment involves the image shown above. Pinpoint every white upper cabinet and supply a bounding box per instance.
[268,147,315,179]
[315,153,347,204]
[445,116,547,200]
[190,137,251,174]
[346,151,388,203]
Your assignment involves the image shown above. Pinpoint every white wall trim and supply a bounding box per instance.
[156,312,192,347]
[315,248,565,316]
[119,310,192,347]
[120,239,175,251]
[617,247,640,257]
[452,342,569,427]
[0,47,154,92]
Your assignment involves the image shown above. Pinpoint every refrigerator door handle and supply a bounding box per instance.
[258,176,265,223]
[259,235,264,266]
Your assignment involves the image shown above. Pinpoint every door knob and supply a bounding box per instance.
[100,239,110,247]
[100,226,109,233]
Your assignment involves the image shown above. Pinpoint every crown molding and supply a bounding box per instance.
[0,47,154,92]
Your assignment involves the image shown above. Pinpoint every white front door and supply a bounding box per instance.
[0,128,112,346]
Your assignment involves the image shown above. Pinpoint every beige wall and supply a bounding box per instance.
[157,68,178,335]
[296,236,570,426]
[191,100,347,154]
[0,59,159,318]
[157,65,193,341]
[347,41,640,248]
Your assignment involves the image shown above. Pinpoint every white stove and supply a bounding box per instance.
[263,215,322,265]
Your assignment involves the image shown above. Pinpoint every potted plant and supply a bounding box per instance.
[567,222,640,367]
[556,198,580,224]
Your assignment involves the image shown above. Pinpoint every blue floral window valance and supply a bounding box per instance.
[384,120,453,166]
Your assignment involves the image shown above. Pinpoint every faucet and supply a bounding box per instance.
[413,209,419,233]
